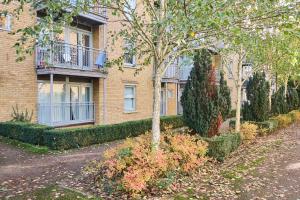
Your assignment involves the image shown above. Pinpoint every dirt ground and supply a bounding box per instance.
[0,141,118,199]
[1,122,300,199]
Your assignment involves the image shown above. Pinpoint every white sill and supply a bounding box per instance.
[124,110,138,114]
[124,63,136,68]
[0,28,10,32]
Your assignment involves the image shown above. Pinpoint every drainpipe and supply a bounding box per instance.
[175,82,178,115]
[165,82,168,115]
[50,73,54,126]
[103,78,107,125]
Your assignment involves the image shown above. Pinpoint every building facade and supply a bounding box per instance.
[0,1,239,127]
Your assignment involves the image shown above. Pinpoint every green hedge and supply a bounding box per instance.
[0,116,184,150]
[43,115,184,150]
[255,120,279,133]
[204,132,241,162]
[229,119,246,129]
[0,122,53,145]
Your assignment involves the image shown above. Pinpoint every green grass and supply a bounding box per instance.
[0,136,49,154]
[10,185,102,200]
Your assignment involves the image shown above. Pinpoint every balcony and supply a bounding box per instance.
[38,102,95,126]
[162,61,179,82]
[36,42,107,78]
[70,1,107,25]
[37,1,107,25]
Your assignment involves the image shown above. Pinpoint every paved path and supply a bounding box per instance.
[239,123,300,200]
[0,141,117,198]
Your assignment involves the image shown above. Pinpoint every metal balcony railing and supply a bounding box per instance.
[69,0,107,18]
[36,42,106,71]
[38,102,95,126]
[163,61,179,79]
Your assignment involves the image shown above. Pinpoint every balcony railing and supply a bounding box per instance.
[38,102,95,126]
[69,0,107,18]
[163,62,179,79]
[36,42,106,71]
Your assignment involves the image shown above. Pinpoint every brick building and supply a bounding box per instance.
[0,1,238,127]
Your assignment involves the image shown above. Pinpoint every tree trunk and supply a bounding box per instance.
[152,72,162,151]
[284,78,288,99]
[235,82,242,133]
[268,78,272,111]
[235,50,244,133]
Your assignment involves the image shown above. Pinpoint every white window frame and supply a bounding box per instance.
[124,85,136,112]
[0,14,11,31]
[37,79,93,104]
[124,39,136,67]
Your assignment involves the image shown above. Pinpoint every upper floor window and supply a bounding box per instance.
[124,39,136,66]
[226,60,234,79]
[0,14,11,31]
[124,0,136,20]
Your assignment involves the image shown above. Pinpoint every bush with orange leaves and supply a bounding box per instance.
[85,132,208,196]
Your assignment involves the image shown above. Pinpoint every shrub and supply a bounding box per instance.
[44,116,185,150]
[229,119,245,129]
[11,105,33,122]
[181,49,221,137]
[256,119,279,133]
[228,110,236,118]
[287,88,299,111]
[240,122,258,142]
[271,87,288,115]
[0,122,52,145]
[288,110,300,121]
[219,72,231,120]
[204,132,241,162]
[86,133,208,196]
[271,114,293,128]
[242,72,270,122]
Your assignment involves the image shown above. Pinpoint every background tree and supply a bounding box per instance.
[181,49,220,137]
[271,87,289,115]
[242,72,270,122]
[218,72,231,120]
[286,86,300,111]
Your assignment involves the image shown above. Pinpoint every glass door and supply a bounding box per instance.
[79,33,92,68]
[70,86,80,121]
[81,86,92,120]
[160,90,166,116]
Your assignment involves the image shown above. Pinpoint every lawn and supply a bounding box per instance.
[10,185,102,200]
[0,136,50,154]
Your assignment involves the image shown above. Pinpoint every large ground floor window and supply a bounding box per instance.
[38,78,94,126]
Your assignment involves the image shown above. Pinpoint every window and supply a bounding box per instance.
[124,85,136,112]
[124,0,136,20]
[124,39,136,66]
[227,60,234,79]
[0,14,11,31]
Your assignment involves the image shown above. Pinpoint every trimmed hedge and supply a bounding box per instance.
[254,120,279,133]
[204,132,241,162]
[43,115,184,150]
[0,116,184,150]
[0,122,53,145]
[229,119,245,129]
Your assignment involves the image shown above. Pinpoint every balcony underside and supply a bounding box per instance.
[74,13,107,25]
[161,78,179,83]
[37,67,107,78]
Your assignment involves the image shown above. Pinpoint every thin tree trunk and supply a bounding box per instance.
[235,82,242,133]
[152,72,162,151]
[268,78,272,111]
[235,50,243,133]
[284,78,288,99]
